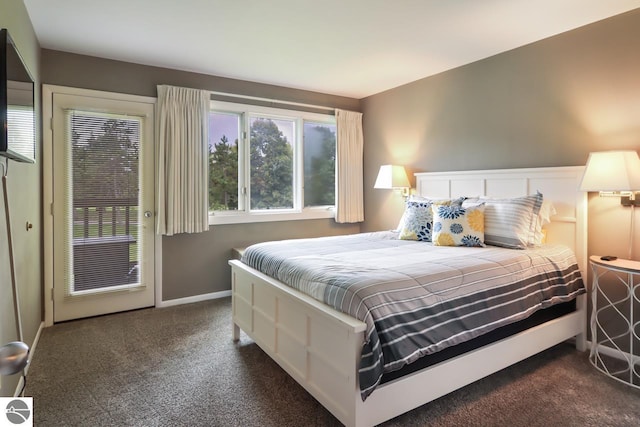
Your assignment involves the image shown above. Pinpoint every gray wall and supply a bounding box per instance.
[0,1,42,396]
[41,50,361,301]
[162,220,357,300]
[361,9,640,261]
[42,49,360,111]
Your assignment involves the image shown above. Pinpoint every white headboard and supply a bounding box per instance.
[415,166,587,275]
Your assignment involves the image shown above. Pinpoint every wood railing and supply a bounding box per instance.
[73,197,138,238]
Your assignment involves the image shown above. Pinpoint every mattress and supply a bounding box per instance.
[241,231,585,400]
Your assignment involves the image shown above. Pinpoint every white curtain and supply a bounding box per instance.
[335,109,364,223]
[156,85,210,236]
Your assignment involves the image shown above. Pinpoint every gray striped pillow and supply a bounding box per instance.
[463,192,543,249]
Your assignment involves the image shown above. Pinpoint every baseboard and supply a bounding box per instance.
[156,290,231,308]
[14,321,44,397]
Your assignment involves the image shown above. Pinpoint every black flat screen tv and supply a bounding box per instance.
[0,28,35,163]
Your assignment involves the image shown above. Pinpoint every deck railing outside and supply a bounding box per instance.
[72,197,139,291]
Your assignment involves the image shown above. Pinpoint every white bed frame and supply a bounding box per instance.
[229,166,588,427]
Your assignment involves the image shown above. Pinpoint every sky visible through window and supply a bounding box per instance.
[209,113,238,149]
[209,113,294,149]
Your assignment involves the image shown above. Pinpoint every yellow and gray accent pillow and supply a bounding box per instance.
[432,204,486,247]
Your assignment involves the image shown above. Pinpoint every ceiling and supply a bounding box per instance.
[23,0,640,99]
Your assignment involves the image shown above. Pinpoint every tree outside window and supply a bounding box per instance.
[249,117,294,210]
[208,112,239,211]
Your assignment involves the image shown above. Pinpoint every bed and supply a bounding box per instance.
[229,166,588,427]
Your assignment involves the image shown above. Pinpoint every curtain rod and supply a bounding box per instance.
[209,90,335,112]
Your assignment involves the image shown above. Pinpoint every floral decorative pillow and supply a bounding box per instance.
[396,197,465,238]
[398,201,436,241]
[432,204,486,247]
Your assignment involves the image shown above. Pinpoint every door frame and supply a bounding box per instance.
[43,85,162,326]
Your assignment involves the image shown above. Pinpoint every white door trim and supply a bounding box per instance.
[42,84,161,326]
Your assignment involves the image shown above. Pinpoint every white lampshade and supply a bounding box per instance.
[580,150,640,192]
[374,165,410,189]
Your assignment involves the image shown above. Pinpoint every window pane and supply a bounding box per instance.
[304,122,336,207]
[209,112,240,211]
[250,117,294,210]
[67,111,142,292]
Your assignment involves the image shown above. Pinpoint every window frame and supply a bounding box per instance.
[208,100,336,225]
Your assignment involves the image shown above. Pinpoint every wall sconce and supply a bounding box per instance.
[580,150,640,260]
[374,164,411,197]
[580,150,640,206]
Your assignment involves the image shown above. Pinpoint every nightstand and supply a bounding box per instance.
[589,255,640,389]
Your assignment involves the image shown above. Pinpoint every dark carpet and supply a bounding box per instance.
[25,298,640,426]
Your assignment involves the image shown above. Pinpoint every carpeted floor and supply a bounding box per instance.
[25,298,640,426]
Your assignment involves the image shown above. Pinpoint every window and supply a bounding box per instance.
[208,112,240,211]
[208,101,336,224]
[303,122,336,207]
[66,110,143,292]
[249,116,294,210]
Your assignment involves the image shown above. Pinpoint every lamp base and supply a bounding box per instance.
[0,341,29,375]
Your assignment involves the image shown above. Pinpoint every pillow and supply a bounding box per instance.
[463,192,543,249]
[432,204,485,247]
[532,199,556,245]
[395,196,464,232]
[398,201,437,241]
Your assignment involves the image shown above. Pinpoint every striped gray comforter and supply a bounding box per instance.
[241,232,585,400]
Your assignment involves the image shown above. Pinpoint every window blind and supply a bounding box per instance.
[63,109,145,295]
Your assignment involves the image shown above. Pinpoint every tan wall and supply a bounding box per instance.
[41,50,361,301]
[0,1,42,396]
[361,9,640,261]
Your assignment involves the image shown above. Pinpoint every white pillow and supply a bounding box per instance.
[532,199,556,245]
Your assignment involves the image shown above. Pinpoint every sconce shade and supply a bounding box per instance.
[374,165,410,189]
[580,151,640,192]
